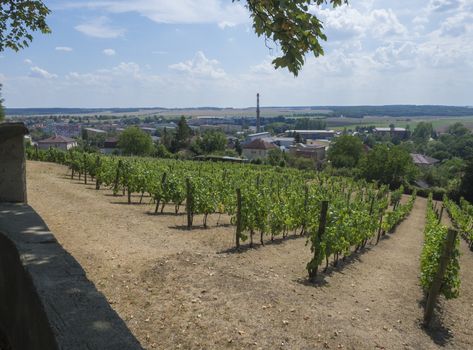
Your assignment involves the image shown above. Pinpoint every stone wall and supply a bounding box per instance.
[0,123,28,203]
[0,203,143,350]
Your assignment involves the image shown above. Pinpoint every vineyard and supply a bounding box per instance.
[27,147,417,279]
[24,154,473,349]
[444,196,473,251]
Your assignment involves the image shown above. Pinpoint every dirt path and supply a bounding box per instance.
[437,202,473,349]
[26,161,473,349]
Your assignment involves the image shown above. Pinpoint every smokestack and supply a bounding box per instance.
[256,93,260,133]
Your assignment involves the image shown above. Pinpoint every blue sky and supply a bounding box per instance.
[0,0,472,108]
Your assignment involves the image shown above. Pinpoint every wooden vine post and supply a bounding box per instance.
[376,214,384,244]
[186,178,193,230]
[300,185,309,236]
[83,153,88,185]
[235,188,242,249]
[438,205,444,225]
[95,156,101,190]
[424,228,458,326]
[308,200,329,282]
[113,160,122,196]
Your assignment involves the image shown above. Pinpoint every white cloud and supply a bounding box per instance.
[316,6,407,41]
[103,48,116,56]
[65,0,249,28]
[24,59,33,65]
[29,67,58,79]
[169,51,226,79]
[66,62,161,87]
[428,0,462,13]
[75,16,125,38]
[55,46,73,52]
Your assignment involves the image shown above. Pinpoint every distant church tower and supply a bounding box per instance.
[256,93,261,133]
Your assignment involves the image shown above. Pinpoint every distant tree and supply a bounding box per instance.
[81,128,89,141]
[0,84,4,122]
[160,128,174,150]
[267,148,286,166]
[425,140,450,160]
[265,122,291,135]
[358,144,417,188]
[294,118,326,130]
[459,158,473,203]
[294,132,302,144]
[118,127,154,156]
[363,134,376,149]
[328,135,364,168]
[0,0,51,52]
[155,143,173,159]
[235,139,243,156]
[171,116,192,152]
[199,131,227,154]
[412,122,433,144]
[447,122,470,137]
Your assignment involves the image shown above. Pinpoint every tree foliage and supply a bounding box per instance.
[241,0,348,75]
[198,130,227,154]
[328,135,363,168]
[358,144,417,188]
[460,158,473,203]
[0,0,51,52]
[447,122,470,137]
[294,118,327,130]
[412,122,433,144]
[170,116,192,152]
[118,127,154,156]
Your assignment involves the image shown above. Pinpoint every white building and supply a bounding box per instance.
[285,130,336,140]
[242,138,277,160]
[246,132,271,142]
[37,135,78,150]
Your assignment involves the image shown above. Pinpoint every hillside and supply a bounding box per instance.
[26,161,473,350]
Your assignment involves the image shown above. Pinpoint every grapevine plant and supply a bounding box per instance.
[420,195,461,299]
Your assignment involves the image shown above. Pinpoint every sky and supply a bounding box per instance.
[0,0,472,108]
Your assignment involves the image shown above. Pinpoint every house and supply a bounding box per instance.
[83,127,107,136]
[246,132,271,142]
[410,153,439,167]
[374,127,407,138]
[199,124,242,133]
[101,137,119,154]
[285,130,336,140]
[140,127,156,135]
[242,138,277,160]
[269,137,295,148]
[289,143,326,162]
[155,122,177,130]
[52,123,81,138]
[37,135,78,150]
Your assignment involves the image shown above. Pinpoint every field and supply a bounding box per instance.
[328,116,473,132]
[27,161,473,350]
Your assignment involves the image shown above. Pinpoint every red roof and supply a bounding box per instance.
[242,138,277,150]
[38,135,76,144]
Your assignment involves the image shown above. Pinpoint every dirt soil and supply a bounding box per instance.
[26,161,473,350]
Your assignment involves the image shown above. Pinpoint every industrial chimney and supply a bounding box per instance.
[256,93,261,133]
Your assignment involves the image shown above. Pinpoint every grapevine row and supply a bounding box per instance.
[444,196,473,251]
[420,195,461,300]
